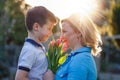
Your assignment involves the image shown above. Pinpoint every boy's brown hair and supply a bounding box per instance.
[25,6,57,31]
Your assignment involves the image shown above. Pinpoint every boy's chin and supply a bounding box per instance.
[41,38,48,42]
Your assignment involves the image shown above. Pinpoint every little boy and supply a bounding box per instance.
[15,6,57,80]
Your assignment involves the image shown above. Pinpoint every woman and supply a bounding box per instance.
[55,13,102,80]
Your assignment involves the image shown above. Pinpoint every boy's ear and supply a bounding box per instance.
[33,23,41,31]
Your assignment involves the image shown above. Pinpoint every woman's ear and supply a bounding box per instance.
[33,23,41,31]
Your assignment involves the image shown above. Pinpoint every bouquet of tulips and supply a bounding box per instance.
[46,38,68,74]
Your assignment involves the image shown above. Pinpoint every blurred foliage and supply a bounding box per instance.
[110,2,120,48]
[111,4,120,34]
[0,0,30,45]
[0,0,30,78]
[0,0,6,45]
[0,46,9,79]
[0,61,9,79]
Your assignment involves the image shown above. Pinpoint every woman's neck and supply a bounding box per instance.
[72,43,83,51]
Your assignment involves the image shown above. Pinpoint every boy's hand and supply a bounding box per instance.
[43,69,54,80]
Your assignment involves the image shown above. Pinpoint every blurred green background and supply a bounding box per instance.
[0,0,120,80]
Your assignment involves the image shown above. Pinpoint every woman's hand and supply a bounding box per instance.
[43,69,54,80]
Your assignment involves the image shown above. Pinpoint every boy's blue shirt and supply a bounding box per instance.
[55,47,97,80]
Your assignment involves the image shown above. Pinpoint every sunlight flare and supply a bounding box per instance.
[25,0,101,19]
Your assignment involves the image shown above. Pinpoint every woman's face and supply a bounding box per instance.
[61,21,78,48]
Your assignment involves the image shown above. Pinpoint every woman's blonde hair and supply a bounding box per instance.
[62,13,102,56]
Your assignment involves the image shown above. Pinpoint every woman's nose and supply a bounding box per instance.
[60,34,66,41]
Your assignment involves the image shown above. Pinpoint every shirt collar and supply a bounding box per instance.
[25,38,42,47]
[60,47,91,67]
[69,47,91,56]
